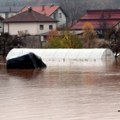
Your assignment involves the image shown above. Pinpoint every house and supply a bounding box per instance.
[3,7,57,36]
[71,9,120,38]
[0,6,23,19]
[20,5,67,28]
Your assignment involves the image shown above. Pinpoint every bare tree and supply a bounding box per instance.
[58,0,86,25]
[108,27,120,57]
[99,12,109,38]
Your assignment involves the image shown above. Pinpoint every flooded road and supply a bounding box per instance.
[0,60,120,120]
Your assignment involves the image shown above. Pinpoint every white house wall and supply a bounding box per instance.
[4,23,38,35]
[0,21,3,33]
[37,23,56,34]
[4,22,57,35]
[8,13,17,18]
[0,13,5,19]
[51,9,66,27]
[0,12,17,19]
[57,9,66,27]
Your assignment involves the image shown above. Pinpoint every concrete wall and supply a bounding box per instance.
[4,22,57,35]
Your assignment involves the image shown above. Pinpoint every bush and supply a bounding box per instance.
[46,30,83,48]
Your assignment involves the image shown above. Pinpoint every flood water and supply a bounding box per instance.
[0,59,120,120]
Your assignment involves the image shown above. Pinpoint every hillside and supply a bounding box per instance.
[0,0,120,22]
[0,0,120,8]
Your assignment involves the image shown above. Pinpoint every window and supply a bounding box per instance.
[49,25,53,30]
[53,13,56,19]
[59,13,62,18]
[40,25,44,30]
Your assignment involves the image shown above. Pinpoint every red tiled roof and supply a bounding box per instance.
[72,20,120,30]
[4,8,57,23]
[20,5,59,16]
[72,9,120,30]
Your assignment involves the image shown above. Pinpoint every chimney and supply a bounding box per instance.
[28,7,32,12]
[42,5,45,11]
[9,7,11,12]
[50,3,54,7]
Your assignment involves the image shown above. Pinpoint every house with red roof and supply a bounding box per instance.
[20,5,67,28]
[4,7,57,36]
[71,9,120,38]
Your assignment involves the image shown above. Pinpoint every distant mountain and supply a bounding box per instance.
[0,0,28,6]
[0,0,49,6]
[0,0,119,9]
[0,0,120,22]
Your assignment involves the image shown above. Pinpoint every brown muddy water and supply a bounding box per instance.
[0,59,120,120]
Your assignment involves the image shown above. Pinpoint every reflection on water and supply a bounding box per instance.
[0,59,120,120]
[7,69,43,79]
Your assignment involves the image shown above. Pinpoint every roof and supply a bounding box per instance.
[72,20,120,30]
[72,9,120,30]
[20,5,60,16]
[81,9,120,20]
[4,8,57,23]
[0,6,23,13]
